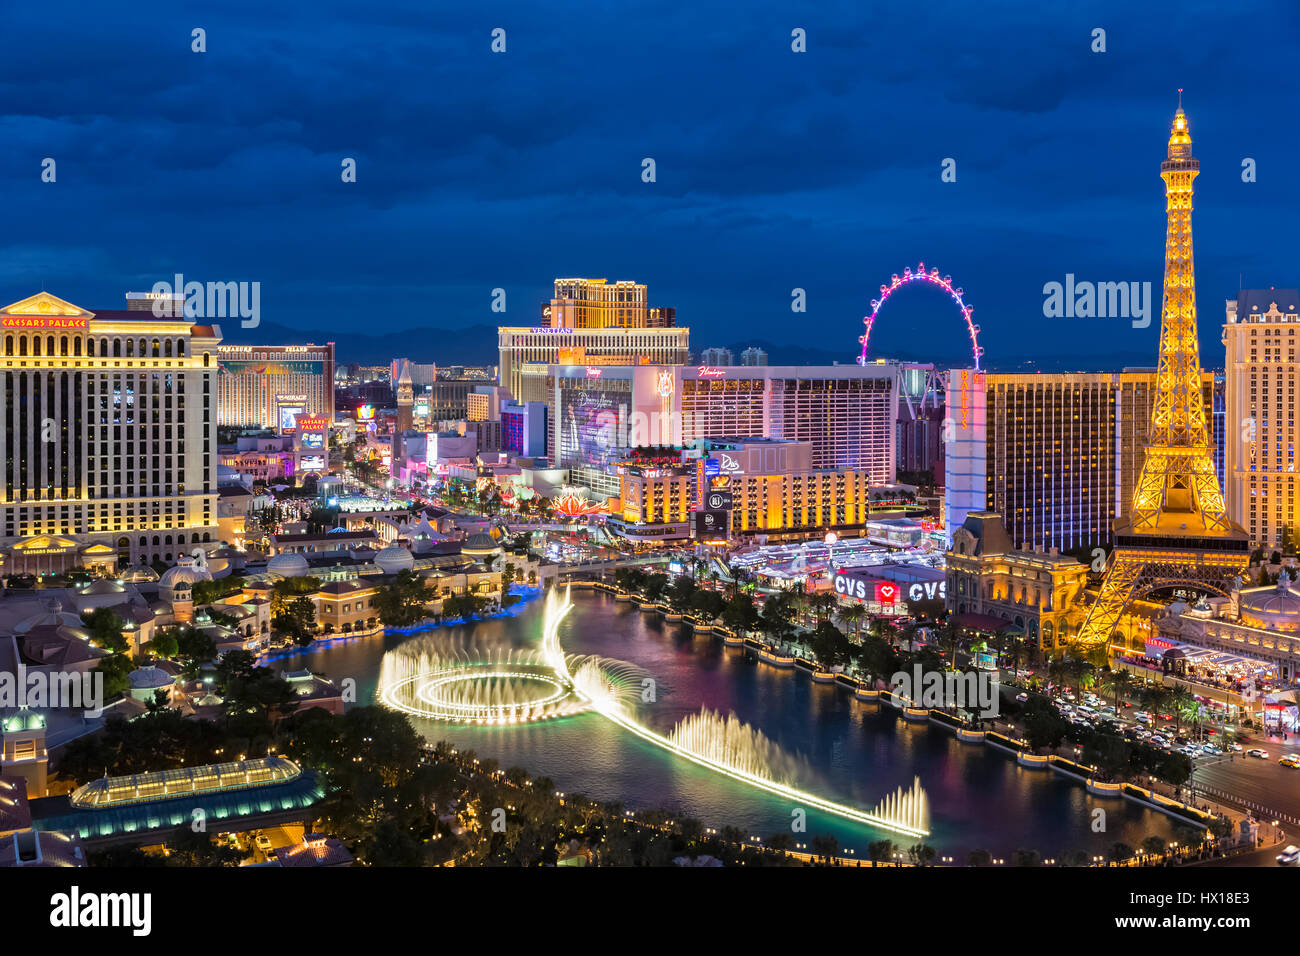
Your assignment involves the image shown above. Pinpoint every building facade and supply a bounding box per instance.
[549,363,899,500]
[945,512,1090,650]
[498,326,691,405]
[1223,289,1300,550]
[216,342,335,430]
[0,292,220,567]
[944,369,1218,553]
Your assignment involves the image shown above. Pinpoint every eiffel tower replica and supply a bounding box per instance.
[1073,97,1250,652]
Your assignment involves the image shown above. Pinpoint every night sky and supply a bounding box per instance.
[3,1,1299,368]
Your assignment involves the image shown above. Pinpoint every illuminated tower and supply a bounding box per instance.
[394,360,414,466]
[1074,98,1249,653]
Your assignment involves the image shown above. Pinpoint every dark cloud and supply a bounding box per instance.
[0,0,1298,367]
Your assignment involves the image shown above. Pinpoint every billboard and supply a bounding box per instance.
[299,455,326,472]
[704,488,733,511]
[561,384,626,467]
[694,510,728,537]
[219,359,324,376]
[278,404,306,434]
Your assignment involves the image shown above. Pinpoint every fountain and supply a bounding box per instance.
[379,585,933,838]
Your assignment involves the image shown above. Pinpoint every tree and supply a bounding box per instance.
[809,621,853,668]
[867,839,895,866]
[164,829,249,867]
[92,654,134,699]
[721,593,759,634]
[1108,842,1134,864]
[908,842,937,866]
[1021,696,1070,753]
[1099,667,1133,712]
[374,569,430,626]
[146,630,179,660]
[967,848,993,866]
[82,608,127,653]
[273,595,317,647]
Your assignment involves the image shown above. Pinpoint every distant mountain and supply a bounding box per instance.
[219,320,503,367]
[219,322,1173,375]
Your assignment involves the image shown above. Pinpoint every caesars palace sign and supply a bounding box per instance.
[2,316,89,330]
[832,572,945,603]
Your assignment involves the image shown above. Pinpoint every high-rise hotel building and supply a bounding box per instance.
[499,277,690,405]
[944,369,1218,553]
[0,292,220,570]
[1223,289,1300,549]
[216,342,335,431]
[549,363,898,499]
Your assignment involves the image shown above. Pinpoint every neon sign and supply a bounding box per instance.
[530,327,573,335]
[3,316,88,330]
[656,370,674,397]
[697,366,726,378]
[585,367,603,378]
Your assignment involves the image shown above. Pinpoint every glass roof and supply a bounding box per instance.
[70,757,301,809]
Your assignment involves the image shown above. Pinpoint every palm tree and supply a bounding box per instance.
[839,603,867,640]
[1167,685,1197,737]
[1100,668,1133,712]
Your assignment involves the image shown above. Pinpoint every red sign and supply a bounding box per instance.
[876,582,899,606]
[3,316,89,330]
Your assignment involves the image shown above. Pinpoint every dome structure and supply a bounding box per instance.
[129,665,175,691]
[461,532,501,559]
[267,552,310,579]
[121,565,160,584]
[1239,570,1300,633]
[160,558,214,591]
[375,543,415,575]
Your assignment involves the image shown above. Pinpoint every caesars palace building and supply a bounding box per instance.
[0,292,220,574]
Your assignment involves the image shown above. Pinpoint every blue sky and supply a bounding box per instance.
[2,0,1298,367]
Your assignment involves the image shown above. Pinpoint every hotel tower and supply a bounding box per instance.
[0,292,220,571]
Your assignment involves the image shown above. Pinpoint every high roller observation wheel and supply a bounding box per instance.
[857,262,983,370]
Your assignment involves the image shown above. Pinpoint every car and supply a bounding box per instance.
[1202,744,1222,755]
[1278,845,1300,865]
[1060,704,1075,714]
[1135,712,1151,723]
[1015,693,1029,703]
[1279,756,1300,769]
[1248,749,1270,759]
[1229,743,1243,752]
[253,832,273,855]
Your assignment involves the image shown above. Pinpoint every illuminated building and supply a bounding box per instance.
[945,369,1217,552]
[0,291,219,568]
[27,757,323,847]
[216,341,334,430]
[945,512,1089,650]
[394,360,414,464]
[548,363,899,499]
[1154,572,1300,693]
[550,278,647,329]
[612,438,892,543]
[499,277,690,402]
[1075,101,1250,652]
[740,347,768,367]
[699,346,734,366]
[500,326,690,405]
[1223,289,1300,549]
[502,401,547,458]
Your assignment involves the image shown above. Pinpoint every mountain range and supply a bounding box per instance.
[218,321,1170,375]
